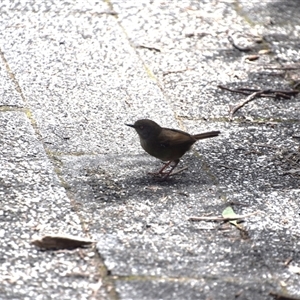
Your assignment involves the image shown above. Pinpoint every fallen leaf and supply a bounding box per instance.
[31,234,95,250]
[222,206,244,230]
[245,55,259,61]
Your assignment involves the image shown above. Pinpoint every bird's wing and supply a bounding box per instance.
[158,128,195,147]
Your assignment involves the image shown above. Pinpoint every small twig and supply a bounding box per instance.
[284,257,293,266]
[227,201,250,207]
[237,87,265,92]
[218,84,299,119]
[276,92,292,99]
[188,211,258,222]
[218,85,250,96]
[163,68,194,76]
[218,85,276,98]
[218,85,299,99]
[136,45,161,52]
[238,88,298,96]
[229,91,263,120]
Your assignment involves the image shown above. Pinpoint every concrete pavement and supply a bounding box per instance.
[1,1,300,299]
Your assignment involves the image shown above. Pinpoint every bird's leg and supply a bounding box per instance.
[148,161,172,177]
[158,161,172,174]
[162,159,180,179]
[149,159,183,179]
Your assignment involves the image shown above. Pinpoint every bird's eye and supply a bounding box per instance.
[139,125,144,129]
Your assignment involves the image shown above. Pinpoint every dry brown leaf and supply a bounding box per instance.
[31,234,95,250]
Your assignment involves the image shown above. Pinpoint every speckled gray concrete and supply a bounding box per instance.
[63,124,300,299]
[1,0,300,300]
[0,112,106,299]
[0,0,176,155]
[112,0,300,121]
[0,62,24,107]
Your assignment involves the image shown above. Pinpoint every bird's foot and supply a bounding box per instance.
[148,166,188,179]
[168,166,188,177]
[148,159,183,179]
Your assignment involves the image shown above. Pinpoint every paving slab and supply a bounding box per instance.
[114,278,272,300]
[111,0,300,120]
[0,58,24,107]
[0,0,176,155]
[0,111,108,299]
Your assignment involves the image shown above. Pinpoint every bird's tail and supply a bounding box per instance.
[193,131,220,140]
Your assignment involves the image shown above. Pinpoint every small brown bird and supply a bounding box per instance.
[126,119,220,178]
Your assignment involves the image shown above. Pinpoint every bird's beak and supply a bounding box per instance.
[125,123,135,128]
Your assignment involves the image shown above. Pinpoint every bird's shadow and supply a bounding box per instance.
[120,155,217,190]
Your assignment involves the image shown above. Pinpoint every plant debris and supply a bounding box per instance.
[217,85,299,120]
[188,210,258,222]
[31,234,95,250]
[269,291,300,300]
